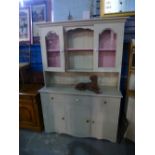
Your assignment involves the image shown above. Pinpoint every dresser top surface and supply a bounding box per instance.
[39,85,122,98]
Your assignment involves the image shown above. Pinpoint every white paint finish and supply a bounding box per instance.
[39,18,126,88]
[39,91,121,142]
[67,97,92,137]
[39,85,122,98]
[37,17,127,28]
[45,72,119,87]
[38,18,126,142]
[67,28,93,49]
[94,22,125,73]
[40,93,55,132]
[52,101,67,134]
[39,26,65,72]
[68,51,93,70]
[91,97,120,141]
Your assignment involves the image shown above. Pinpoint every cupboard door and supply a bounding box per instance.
[53,101,67,134]
[91,97,120,142]
[19,100,36,127]
[94,23,124,72]
[40,93,55,132]
[67,96,92,137]
[40,26,65,72]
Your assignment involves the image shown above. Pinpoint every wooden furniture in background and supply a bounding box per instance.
[19,84,44,131]
[124,39,135,141]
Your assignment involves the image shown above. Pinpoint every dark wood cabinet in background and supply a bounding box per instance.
[19,84,44,131]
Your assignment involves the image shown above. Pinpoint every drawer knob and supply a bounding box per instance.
[51,97,54,100]
[62,117,65,120]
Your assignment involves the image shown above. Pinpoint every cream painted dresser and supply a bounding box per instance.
[38,17,126,142]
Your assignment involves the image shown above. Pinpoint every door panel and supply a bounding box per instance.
[19,102,36,126]
[40,93,55,132]
[67,96,92,137]
[91,97,120,142]
[40,26,65,72]
[53,102,67,134]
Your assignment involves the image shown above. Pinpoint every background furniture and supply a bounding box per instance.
[19,84,44,131]
[124,39,135,141]
[38,17,126,142]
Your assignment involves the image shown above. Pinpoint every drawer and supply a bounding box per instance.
[47,93,120,106]
[48,93,93,104]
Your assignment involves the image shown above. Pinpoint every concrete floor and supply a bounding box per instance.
[19,129,135,155]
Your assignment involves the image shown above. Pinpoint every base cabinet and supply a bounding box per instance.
[40,91,121,142]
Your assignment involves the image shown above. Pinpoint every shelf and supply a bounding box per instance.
[66,48,93,52]
[47,49,60,52]
[67,28,93,50]
[47,52,60,67]
[99,49,116,52]
[67,68,93,72]
[67,51,93,71]
[98,51,116,67]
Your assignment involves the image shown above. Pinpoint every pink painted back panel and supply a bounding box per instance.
[47,52,60,67]
[99,30,116,50]
[98,51,115,67]
[46,32,60,51]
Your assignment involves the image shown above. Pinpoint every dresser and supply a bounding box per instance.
[38,17,127,142]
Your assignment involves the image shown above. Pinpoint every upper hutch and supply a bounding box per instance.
[38,17,127,142]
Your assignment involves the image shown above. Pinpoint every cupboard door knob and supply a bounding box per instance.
[104,101,107,104]
[62,117,65,120]
[51,97,54,100]
[92,121,95,124]
[86,120,90,123]
[75,98,80,102]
